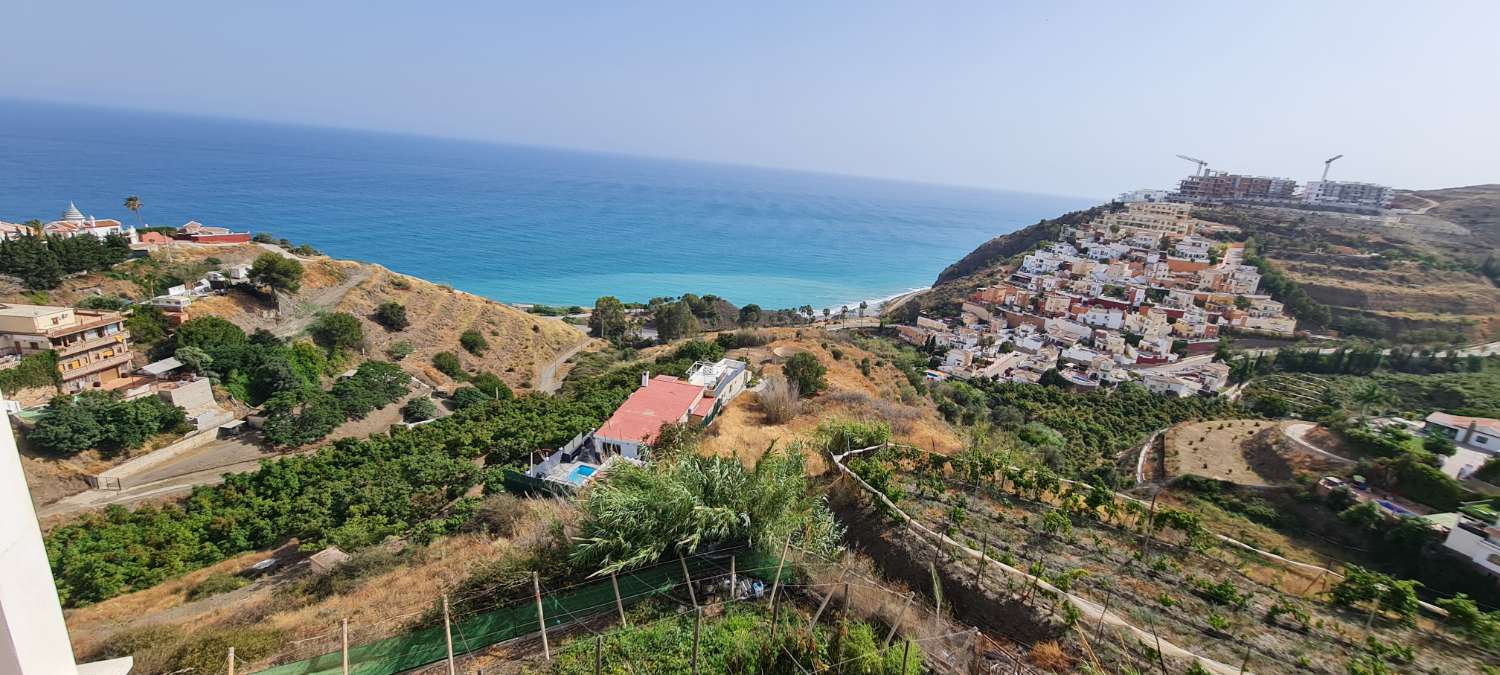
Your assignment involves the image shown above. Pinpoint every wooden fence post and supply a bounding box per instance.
[611,571,628,627]
[884,593,914,648]
[341,618,349,675]
[443,593,456,675]
[534,572,551,661]
[729,555,737,604]
[594,634,603,675]
[227,647,235,675]
[691,607,703,675]
[680,553,699,610]
[970,628,982,675]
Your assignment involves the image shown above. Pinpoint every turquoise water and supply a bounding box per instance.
[0,99,1092,309]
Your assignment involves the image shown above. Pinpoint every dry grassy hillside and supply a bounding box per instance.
[22,242,589,392]
[700,330,962,473]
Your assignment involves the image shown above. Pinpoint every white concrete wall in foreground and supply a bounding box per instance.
[0,417,133,674]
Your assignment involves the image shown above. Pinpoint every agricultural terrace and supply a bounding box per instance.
[843,444,1500,674]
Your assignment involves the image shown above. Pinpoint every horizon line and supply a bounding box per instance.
[0,95,1107,204]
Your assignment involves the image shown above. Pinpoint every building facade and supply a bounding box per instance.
[0,304,131,392]
[1301,181,1393,210]
[1176,172,1297,203]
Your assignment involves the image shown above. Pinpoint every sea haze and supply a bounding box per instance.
[0,99,1093,309]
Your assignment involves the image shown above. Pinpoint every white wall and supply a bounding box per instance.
[0,418,84,674]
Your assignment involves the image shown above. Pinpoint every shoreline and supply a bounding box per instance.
[512,285,933,320]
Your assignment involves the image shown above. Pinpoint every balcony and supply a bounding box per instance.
[43,311,126,338]
[53,332,129,357]
[59,352,133,381]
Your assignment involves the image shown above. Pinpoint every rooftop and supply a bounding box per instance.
[595,374,704,445]
[0,303,71,319]
[1427,412,1500,437]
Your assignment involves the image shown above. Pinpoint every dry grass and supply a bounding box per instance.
[758,375,801,423]
[1028,640,1071,672]
[67,499,580,671]
[700,331,962,473]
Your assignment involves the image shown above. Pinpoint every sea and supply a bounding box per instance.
[0,99,1093,311]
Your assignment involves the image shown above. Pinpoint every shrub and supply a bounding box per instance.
[186,573,249,601]
[459,329,488,355]
[373,301,409,331]
[465,493,529,537]
[0,350,59,393]
[714,329,770,349]
[469,372,513,400]
[309,312,364,351]
[758,375,801,423]
[432,351,464,379]
[571,448,844,573]
[252,232,274,243]
[402,397,438,422]
[331,361,411,419]
[783,351,827,397]
[387,341,413,361]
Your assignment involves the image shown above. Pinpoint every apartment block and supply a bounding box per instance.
[0,304,131,392]
[1301,181,1393,210]
[1176,172,1297,203]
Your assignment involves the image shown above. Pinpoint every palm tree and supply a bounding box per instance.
[123,196,143,227]
[858,300,868,317]
[1348,380,1392,416]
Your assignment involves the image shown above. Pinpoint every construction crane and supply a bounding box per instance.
[1175,154,1208,176]
[1321,154,1344,181]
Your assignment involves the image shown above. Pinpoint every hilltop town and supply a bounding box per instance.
[901,199,1290,397]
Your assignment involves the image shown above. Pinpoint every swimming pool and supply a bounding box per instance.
[1376,499,1414,516]
[566,464,598,485]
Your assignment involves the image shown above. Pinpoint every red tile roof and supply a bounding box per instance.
[595,375,704,445]
[691,395,716,418]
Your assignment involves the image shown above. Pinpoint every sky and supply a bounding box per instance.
[3,1,1497,198]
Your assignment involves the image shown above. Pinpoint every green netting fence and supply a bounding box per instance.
[255,549,784,675]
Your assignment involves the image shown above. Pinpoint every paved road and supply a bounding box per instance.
[536,330,595,394]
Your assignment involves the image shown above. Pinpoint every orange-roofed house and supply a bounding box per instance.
[594,373,709,456]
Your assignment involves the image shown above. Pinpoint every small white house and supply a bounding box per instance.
[1426,412,1500,454]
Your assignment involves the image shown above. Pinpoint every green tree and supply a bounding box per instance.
[261,389,345,447]
[27,397,105,454]
[309,312,364,352]
[125,305,171,345]
[1423,434,1457,457]
[175,316,248,353]
[783,352,827,398]
[588,296,632,346]
[737,303,762,327]
[653,301,699,341]
[373,301,409,331]
[174,346,213,374]
[249,252,304,294]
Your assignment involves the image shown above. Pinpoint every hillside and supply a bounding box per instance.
[921,187,1500,343]
[0,242,588,393]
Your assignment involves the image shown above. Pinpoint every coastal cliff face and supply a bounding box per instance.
[923,185,1500,342]
[933,204,1113,286]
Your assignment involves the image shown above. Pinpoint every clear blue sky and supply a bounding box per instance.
[5,1,1496,198]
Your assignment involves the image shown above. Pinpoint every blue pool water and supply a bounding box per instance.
[567,465,598,485]
[0,99,1093,309]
